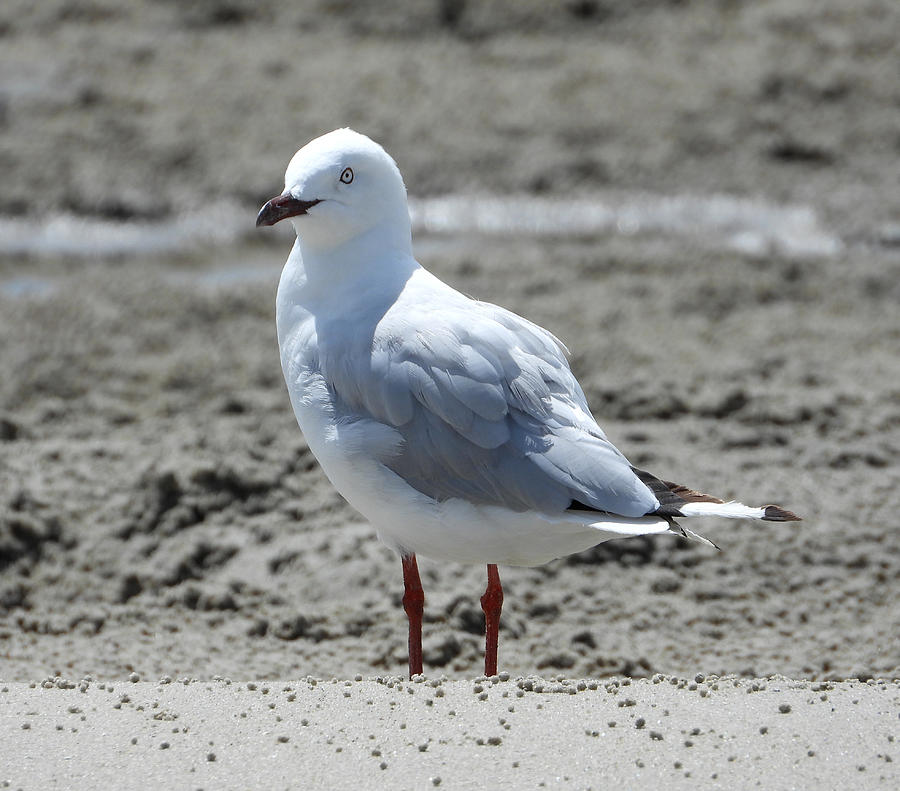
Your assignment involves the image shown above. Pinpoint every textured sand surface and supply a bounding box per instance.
[2,676,898,789]
[1,1,899,787]
[2,235,897,682]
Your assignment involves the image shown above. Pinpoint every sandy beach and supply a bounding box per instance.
[1,1,898,787]
[3,676,898,789]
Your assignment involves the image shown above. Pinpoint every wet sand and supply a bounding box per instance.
[2,234,897,683]
[1,1,899,787]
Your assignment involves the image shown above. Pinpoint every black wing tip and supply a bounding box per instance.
[763,504,802,522]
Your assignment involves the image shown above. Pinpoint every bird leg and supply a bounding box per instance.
[401,553,424,678]
[480,563,504,677]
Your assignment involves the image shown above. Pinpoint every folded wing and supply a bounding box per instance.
[325,297,659,519]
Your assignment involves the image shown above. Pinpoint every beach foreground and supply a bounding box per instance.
[3,675,898,789]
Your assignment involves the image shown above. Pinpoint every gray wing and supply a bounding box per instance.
[323,299,658,518]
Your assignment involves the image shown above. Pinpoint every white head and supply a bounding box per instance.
[257,129,411,253]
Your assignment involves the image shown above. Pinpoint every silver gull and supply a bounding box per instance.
[257,128,800,678]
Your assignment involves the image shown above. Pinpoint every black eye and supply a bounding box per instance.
[340,167,354,184]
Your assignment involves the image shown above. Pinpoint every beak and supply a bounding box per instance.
[256,193,322,227]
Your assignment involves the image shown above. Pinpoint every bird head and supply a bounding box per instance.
[257,128,411,252]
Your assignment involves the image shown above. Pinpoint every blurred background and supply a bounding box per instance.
[0,1,898,682]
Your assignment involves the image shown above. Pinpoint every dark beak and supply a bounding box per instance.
[256,194,322,227]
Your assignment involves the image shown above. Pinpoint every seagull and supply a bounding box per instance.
[257,128,800,679]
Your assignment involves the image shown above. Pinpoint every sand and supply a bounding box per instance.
[1,0,899,787]
[3,676,898,789]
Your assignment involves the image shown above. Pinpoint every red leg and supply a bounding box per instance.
[480,563,503,677]
[401,553,424,678]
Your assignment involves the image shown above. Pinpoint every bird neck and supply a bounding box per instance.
[279,226,419,322]
[298,200,413,258]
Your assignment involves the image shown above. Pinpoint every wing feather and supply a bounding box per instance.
[322,295,657,518]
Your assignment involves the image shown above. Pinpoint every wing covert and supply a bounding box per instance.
[326,300,657,518]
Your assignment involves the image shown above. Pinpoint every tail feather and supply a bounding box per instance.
[762,504,802,522]
[676,500,800,520]
[664,516,721,550]
[632,466,801,522]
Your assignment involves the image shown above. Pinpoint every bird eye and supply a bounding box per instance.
[340,167,354,184]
